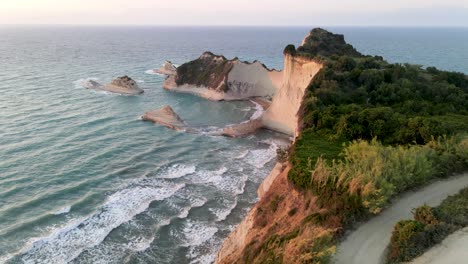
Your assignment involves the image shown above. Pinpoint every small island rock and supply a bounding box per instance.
[154,61,177,75]
[142,105,186,131]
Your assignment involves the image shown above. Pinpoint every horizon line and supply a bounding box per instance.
[1,24,468,28]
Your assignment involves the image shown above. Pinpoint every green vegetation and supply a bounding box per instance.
[239,29,468,264]
[387,188,468,263]
[298,136,468,215]
[284,30,468,263]
[176,52,232,92]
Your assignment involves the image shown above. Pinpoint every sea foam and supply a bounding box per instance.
[16,179,184,264]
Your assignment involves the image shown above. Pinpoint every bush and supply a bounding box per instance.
[412,205,438,226]
[388,220,425,262]
[387,188,468,263]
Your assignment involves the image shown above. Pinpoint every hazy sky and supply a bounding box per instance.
[1,0,467,26]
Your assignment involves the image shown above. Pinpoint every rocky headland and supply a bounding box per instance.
[213,28,468,264]
[163,52,283,101]
[82,76,143,95]
[136,28,468,264]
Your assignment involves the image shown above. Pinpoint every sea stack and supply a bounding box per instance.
[104,76,143,95]
[82,76,143,95]
[142,105,186,131]
[163,52,283,101]
[154,61,177,75]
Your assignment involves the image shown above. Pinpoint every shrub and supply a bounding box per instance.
[412,205,438,226]
[388,220,425,262]
[387,188,468,263]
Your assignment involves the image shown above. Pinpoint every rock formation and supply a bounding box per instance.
[299,28,362,57]
[163,52,282,101]
[82,76,143,95]
[262,52,322,137]
[142,105,186,130]
[154,61,177,75]
[221,119,264,138]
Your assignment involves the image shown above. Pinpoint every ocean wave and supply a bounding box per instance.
[209,197,238,222]
[14,179,184,264]
[52,206,71,215]
[181,221,218,248]
[191,167,247,195]
[246,141,278,169]
[235,150,249,159]
[157,164,196,179]
[72,77,99,89]
[144,69,164,76]
[176,196,208,219]
[126,235,155,252]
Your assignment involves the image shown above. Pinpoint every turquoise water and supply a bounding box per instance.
[0,26,467,264]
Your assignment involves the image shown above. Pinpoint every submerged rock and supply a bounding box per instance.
[154,61,177,75]
[142,105,186,131]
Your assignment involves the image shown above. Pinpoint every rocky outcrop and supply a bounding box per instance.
[299,28,362,57]
[142,106,186,130]
[262,52,323,137]
[163,52,282,101]
[83,76,143,95]
[154,61,177,75]
[221,119,263,138]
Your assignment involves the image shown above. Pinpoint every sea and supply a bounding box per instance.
[0,26,467,264]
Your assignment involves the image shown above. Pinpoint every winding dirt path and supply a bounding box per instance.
[333,173,468,264]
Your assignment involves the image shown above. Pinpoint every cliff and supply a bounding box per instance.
[262,52,322,136]
[163,52,282,101]
[216,27,468,264]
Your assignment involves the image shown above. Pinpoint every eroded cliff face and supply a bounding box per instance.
[163,52,282,101]
[262,54,322,136]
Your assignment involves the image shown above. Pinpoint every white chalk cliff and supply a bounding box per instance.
[262,54,322,136]
[163,52,283,101]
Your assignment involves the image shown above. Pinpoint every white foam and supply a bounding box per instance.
[73,77,99,89]
[247,142,278,169]
[53,206,71,215]
[136,79,145,83]
[177,197,207,219]
[16,179,184,264]
[144,69,164,76]
[181,221,218,247]
[158,164,196,179]
[235,150,249,159]
[187,235,222,264]
[209,198,238,222]
[191,168,247,195]
[249,100,264,120]
[126,236,154,252]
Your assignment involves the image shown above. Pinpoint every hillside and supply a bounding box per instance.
[216,28,468,264]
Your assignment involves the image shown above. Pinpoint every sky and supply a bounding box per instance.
[0,0,467,26]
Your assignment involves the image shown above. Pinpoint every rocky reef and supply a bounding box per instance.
[82,76,143,95]
[163,52,282,100]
